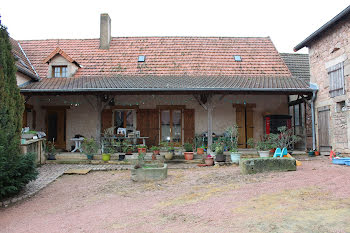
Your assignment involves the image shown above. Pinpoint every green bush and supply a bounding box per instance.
[0,153,38,199]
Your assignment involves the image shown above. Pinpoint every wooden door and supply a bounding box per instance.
[318,106,331,152]
[46,109,66,149]
[235,105,254,148]
[137,109,159,146]
[183,109,195,143]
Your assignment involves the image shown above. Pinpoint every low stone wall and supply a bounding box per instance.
[240,158,296,174]
[131,164,168,181]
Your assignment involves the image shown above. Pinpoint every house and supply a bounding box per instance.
[10,37,40,129]
[16,13,313,151]
[294,5,350,154]
[280,53,312,150]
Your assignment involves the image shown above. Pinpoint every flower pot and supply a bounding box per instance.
[308,151,315,157]
[197,148,204,155]
[153,150,160,155]
[47,153,56,160]
[102,153,111,161]
[314,151,320,156]
[165,152,173,160]
[126,150,133,155]
[138,148,146,154]
[118,154,125,161]
[205,158,214,166]
[184,152,194,160]
[86,154,94,160]
[215,153,226,162]
[230,152,241,164]
[258,151,270,158]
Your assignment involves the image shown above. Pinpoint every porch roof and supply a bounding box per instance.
[20,75,312,94]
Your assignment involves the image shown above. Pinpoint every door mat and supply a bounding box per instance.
[64,169,91,175]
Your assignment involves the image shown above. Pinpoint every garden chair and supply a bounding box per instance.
[273,147,287,157]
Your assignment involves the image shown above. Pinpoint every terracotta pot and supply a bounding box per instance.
[152,154,157,160]
[204,158,214,166]
[138,148,146,154]
[184,152,194,160]
[314,151,320,156]
[197,148,204,155]
[152,150,160,155]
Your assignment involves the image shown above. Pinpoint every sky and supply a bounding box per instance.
[1,0,349,53]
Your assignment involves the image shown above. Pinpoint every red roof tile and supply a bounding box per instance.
[43,47,76,64]
[19,37,292,79]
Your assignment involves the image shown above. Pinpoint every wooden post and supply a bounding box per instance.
[96,95,102,144]
[207,95,213,148]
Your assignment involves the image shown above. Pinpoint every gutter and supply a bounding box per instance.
[20,87,314,93]
[310,83,319,150]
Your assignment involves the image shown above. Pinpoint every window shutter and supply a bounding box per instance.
[328,62,345,97]
[101,109,113,133]
[183,109,195,144]
[137,109,159,146]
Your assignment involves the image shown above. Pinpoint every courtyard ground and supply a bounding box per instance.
[1,157,350,233]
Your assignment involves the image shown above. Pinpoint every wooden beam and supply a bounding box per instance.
[193,94,207,110]
[207,95,214,148]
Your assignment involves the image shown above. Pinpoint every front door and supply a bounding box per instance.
[235,104,254,148]
[46,109,66,149]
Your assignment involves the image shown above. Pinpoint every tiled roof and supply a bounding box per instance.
[44,47,76,64]
[19,37,292,78]
[20,75,311,93]
[280,53,310,81]
[10,37,39,80]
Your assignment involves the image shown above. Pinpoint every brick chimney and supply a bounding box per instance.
[100,13,111,49]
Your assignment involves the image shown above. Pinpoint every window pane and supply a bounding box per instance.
[62,67,67,77]
[126,110,133,128]
[172,110,181,143]
[115,111,124,129]
[161,110,170,142]
[54,67,61,77]
[295,105,300,126]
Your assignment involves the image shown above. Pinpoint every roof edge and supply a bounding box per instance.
[294,5,350,51]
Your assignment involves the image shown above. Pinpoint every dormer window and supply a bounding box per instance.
[52,66,68,78]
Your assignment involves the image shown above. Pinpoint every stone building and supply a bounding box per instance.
[294,5,350,154]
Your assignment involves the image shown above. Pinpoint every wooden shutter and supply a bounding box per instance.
[137,109,159,146]
[329,62,345,97]
[183,109,195,144]
[246,107,254,148]
[236,106,246,148]
[101,109,113,133]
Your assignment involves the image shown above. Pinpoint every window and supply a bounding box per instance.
[328,62,345,97]
[114,110,134,133]
[336,101,346,112]
[138,55,146,62]
[52,66,68,78]
[161,109,182,144]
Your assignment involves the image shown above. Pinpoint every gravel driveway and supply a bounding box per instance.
[1,157,350,233]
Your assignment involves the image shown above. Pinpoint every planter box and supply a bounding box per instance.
[131,164,168,181]
[240,158,296,174]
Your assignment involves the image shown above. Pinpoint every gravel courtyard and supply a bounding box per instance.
[1,157,350,233]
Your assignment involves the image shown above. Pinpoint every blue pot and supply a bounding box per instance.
[332,158,350,165]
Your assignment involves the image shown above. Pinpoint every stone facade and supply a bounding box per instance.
[308,14,350,153]
[27,94,288,151]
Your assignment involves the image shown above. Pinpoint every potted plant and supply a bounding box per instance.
[46,141,56,160]
[215,143,225,162]
[151,146,160,160]
[102,146,113,161]
[247,135,273,158]
[81,138,98,160]
[314,150,320,156]
[226,125,241,163]
[165,144,174,160]
[204,154,214,166]
[197,145,205,155]
[184,142,194,160]
[137,145,147,154]
[269,126,301,152]
[308,149,315,157]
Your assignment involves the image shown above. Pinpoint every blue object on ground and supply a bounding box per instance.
[273,148,288,158]
[345,161,350,166]
[332,158,350,165]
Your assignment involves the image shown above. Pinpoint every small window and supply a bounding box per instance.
[52,66,68,78]
[328,62,345,97]
[138,55,146,62]
[234,55,242,61]
[336,101,346,112]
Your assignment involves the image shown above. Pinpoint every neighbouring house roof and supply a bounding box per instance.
[18,36,312,93]
[294,5,350,51]
[280,53,310,82]
[10,37,39,80]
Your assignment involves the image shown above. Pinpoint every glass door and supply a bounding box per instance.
[161,109,182,144]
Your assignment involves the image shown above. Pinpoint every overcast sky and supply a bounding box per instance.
[1,0,349,53]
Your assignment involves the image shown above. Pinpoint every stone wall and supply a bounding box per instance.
[27,94,288,151]
[308,14,350,153]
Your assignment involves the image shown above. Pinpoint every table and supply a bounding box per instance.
[70,137,84,152]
